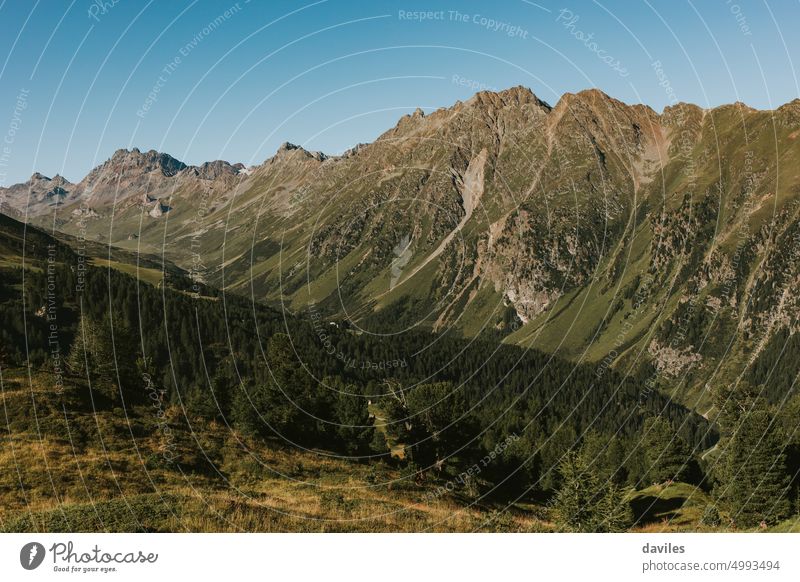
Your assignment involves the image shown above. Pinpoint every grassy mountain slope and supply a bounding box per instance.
[4,89,800,415]
[0,213,737,533]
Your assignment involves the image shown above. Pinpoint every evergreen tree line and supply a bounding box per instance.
[2,215,797,529]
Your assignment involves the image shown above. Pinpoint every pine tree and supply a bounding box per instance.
[642,416,692,484]
[724,404,791,527]
[551,448,632,532]
[329,377,375,455]
[185,384,219,421]
[67,312,138,401]
[580,431,628,485]
[712,383,792,527]
[713,381,758,434]
[404,382,470,469]
[67,313,115,379]
[376,391,419,461]
[245,333,308,440]
[231,381,261,438]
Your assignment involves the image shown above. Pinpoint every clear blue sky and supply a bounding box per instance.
[0,0,797,185]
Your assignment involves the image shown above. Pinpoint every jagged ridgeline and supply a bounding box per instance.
[5,88,800,414]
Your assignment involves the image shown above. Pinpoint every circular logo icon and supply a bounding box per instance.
[20,542,46,570]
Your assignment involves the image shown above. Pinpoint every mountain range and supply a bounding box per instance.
[3,85,800,412]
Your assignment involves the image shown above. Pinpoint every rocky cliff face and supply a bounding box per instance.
[4,87,800,409]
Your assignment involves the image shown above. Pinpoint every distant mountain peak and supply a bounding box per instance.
[464,85,551,112]
[183,160,245,181]
[273,141,327,162]
[27,172,72,186]
[104,148,187,177]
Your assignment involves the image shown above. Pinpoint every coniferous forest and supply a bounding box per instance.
[2,212,798,532]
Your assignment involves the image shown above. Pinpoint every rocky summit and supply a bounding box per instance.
[3,86,800,411]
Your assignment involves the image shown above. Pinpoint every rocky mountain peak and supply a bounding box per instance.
[0,170,74,216]
[105,148,187,177]
[466,85,550,112]
[661,102,705,127]
[343,143,368,158]
[25,172,73,188]
[183,160,245,181]
[552,88,628,114]
[272,142,327,163]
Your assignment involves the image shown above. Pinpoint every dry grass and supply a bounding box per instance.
[0,369,545,532]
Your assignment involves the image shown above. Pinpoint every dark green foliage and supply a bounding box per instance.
[642,416,693,484]
[723,404,791,527]
[404,382,472,468]
[747,328,800,403]
[184,383,220,422]
[329,377,375,456]
[369,427,389,454]
[700,504,721,527]
[0,215,715,503]
[551,448,632,533]
[578,432,629,486]
[67,313,117,379]
[66,312,140,402]
[379,396,413,446]
[777,394,800,498]
[230,382,262,438]
[713,382,792,527]
[1,493,179,533]
[482,431,542,498]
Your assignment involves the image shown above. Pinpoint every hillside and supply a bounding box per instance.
[0,214,754,533]
[4,88,800,415]
[0,368,542,533]
[8,365,790,533]
[2,86,800,533]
